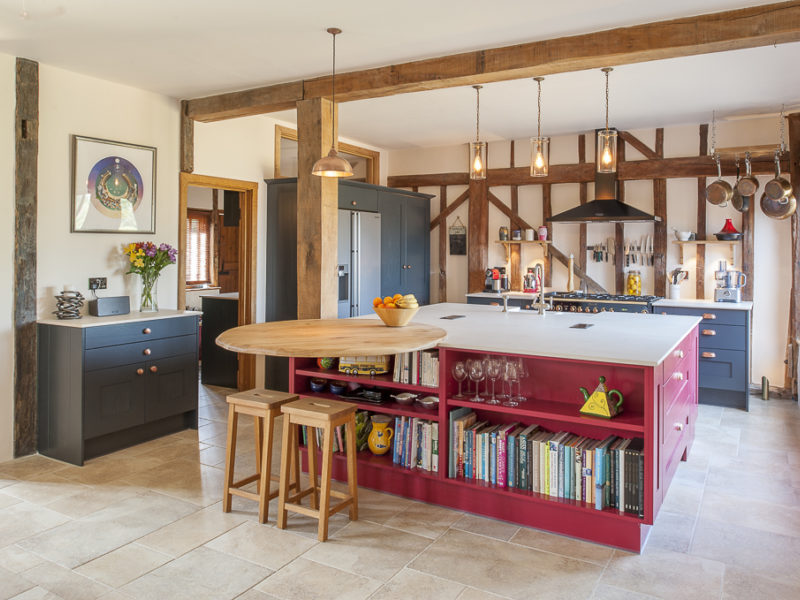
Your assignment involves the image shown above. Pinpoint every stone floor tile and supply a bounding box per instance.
[20,562,111,600]
[456,589,513,600]
[0,566,36,599]
[353,488,414,526]
[0,456,65,479]
[43,484,143,520]
[3,476,88,507]
[205,521,316,571]
[121,546,269,600]
[452,514,520,541]
[0,502,71,548]
[383,501,462,539]
[0,492,22,510]
[136,504,247,557]
[510,528,613,566]
[591,584,660,599]
[254,558,380,600]
[644,510,696,553]
[409,528,602,600]
[705,465,800,507]
[601,548,724,600]
[74,543,171,588]
[302,520,431,581]
[699,487,800,538]
[721,565,800,600]
[0,546,45,574]
[658,480,704,517]
[374,568,465,600]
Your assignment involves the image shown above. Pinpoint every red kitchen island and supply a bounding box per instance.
[220,303,700,552]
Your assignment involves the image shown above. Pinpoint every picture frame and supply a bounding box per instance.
[70,135,157,233]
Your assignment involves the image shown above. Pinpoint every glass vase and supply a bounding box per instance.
[139,274,159,312]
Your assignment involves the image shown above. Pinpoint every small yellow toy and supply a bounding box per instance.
[579,376,624,419]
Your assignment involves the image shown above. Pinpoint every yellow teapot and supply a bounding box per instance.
[579,376,624,419]
[367,415,394,455]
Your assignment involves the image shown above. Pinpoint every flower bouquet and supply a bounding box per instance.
[123,242,177,312]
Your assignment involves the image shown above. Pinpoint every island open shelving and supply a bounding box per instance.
[286,309,699,553]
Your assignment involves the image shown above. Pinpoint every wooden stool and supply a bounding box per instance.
[277,397,358,541]
[223,388,299,523]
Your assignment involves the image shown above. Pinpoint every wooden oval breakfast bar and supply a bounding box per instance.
[217,303,700,552]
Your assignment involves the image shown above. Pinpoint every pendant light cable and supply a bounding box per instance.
[537,78,542,137]
[711,109,717,155]
[603,68,611,131]
[474,85,481,142]
[780,103,786,153]
[330,28,337,147]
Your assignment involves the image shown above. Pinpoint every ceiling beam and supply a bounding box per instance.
[186,1,800,122]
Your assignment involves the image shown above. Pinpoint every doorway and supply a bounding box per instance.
[179,172,258,391]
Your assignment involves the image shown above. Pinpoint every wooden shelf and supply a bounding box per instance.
[293,388,441,421]
[673,239,739,264]
[495,239,551,262]
[296,367,438,394]
[446,397,645,434]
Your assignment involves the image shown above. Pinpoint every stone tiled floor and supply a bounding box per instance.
[1,385,799,600]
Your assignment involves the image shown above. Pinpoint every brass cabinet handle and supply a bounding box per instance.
[150,365,158,373]
[702,313,716,320]
[701,351,717,359]
[674,422,684,431]
[701,329,716,336]
[143,348,152,355]
[136,368,144,375]
[143,327,151,334]
[674,349,685,358]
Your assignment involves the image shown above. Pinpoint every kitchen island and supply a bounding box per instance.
[228,303,700,551]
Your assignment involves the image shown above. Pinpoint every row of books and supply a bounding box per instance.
[392,350,439,388]
[448,408,645,517]
[392,416,439,473]
[301,423,348,453]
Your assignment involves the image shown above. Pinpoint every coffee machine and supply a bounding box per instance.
[714,260,746,302]
[484,267,509,293]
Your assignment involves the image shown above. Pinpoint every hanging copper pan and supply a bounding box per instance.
[706,155,732,206]
[735,153,759,197]
[764,151,792,201]
[761,190,796,220]
[732,161,751,213]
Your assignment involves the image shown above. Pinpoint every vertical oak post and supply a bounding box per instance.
[696,124,709,299]
[15,58,38,457]
[787,113,800,395]
[180,100,194,173]
[653,128,667,297]
[438,186,447,302]
[615,141,626,295]
[542,184,552,287]
[297,97,339,319]
[468,176,488,292]
[510,186,521,291]
[578,135,588,275]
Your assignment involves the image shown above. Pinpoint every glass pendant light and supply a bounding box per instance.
[596,67,618,173]
[469,85,487,180]
[530,77,550,177]
[312,27,353,178]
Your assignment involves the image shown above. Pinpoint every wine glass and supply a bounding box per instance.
[514,359,528,403]
[496,358,510,400]
[451,362,467,399]
[468,360,485,402]
[486,359,502,405]
[502,362,519,407]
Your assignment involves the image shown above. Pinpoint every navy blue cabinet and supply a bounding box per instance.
[656,304,750,410]
[38,313,199,465]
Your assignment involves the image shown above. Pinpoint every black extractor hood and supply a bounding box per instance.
[547,172,661,224]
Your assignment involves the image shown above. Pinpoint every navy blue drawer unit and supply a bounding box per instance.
[38,314,200,465]
[657,305,750,410]
[466,295,534,309]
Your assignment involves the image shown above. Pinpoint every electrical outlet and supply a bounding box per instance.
[88,277,107,290]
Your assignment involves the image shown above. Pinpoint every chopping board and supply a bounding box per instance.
[216,318,448,357]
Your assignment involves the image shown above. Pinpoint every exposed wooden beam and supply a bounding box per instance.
[180,100,193,173]
[389,172,469,188]
[430,189,469,230]
[14,58,38,457]
[620,130,659,161]
[468,179,489,293]
[186,2,800,121]
[697,124,709,300]
[438,186,447,302]
[787,112,800,395]
[653,128,667,297]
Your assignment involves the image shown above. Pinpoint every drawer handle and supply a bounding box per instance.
[673,372,684,381]
[701,329,716,336]
[136,368,144,375]
[674,422,684,431]
[143,328,152,334]
[701,351,716,359]
[702,313,717,320]
[150,365,158,373]
[143,348,152,356]
[674,349,685,358]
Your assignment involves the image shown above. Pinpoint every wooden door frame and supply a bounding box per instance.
[179,172,258,391]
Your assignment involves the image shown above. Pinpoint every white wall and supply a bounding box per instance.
[388,118,792,386]
[0,53,16,462]
[186,186,213,210]
[37,63,180,315]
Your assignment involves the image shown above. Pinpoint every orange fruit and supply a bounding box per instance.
[385,302,396,308]
[393,293,402,301]
[376,303,385,308]
[373,297,382,307]
[383,296,393,305]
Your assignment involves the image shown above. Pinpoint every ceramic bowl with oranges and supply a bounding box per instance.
[373,293,419,327]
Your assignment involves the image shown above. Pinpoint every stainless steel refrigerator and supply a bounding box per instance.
[338,210,381,318]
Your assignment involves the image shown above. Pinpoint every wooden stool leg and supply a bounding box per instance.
[317,423,334,542]
[345,418,358,521]
[254,415,264,492]
[277,416,293,530]
[307,426,319,510]
[222,405,239,512]
[257,410,275,524]
[291,421,300,493]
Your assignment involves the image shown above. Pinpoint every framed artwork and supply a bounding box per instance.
[70,135,157,233]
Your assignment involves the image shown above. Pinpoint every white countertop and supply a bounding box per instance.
[466,292,538,300]
[38,309,200,328]
[361,303,700,367]
[653,299,753,311]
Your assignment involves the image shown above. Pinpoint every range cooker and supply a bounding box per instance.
[547,292,663,314]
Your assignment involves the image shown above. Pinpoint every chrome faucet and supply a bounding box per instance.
[531,264,550,315]
[501,292,510,312]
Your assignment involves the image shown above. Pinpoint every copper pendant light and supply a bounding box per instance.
[469,85,487,180]
[596,67,618,173]
[312,27,353,178]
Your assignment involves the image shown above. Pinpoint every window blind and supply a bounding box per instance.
[186,209,211,284]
